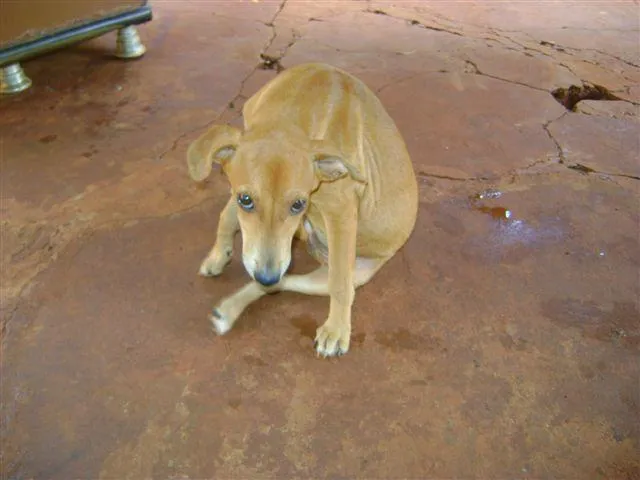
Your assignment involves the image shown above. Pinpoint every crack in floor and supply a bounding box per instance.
[375,73,423,95]
[259,31,300,72]
[157,0,291,163]
[365,7,464,37]
[260,0,289,57]
[567,164,640,181]
[95,195,217,230]
[463,59,548,92]
[1,187,221,337]
[404,17,464,36]
[158,4,637,193]
[552,83,624,111]
[542,113,568,164]
[589,49,640,69]
[159,1,637,165]
[542,113,638,181]
[353,7,629,99]
[417,171,472,182]
[364,5,637,97]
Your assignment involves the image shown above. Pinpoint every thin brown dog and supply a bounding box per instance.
[187,63,418,357]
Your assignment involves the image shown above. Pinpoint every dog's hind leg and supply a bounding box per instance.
[279,257,388,357]
[199,196,239,277]
[210,281,270,334]
[279,257,386,294]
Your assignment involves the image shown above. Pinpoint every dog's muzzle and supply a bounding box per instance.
[254,269,281,287]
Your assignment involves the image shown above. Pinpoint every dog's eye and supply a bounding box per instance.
[237,193,255,211]
[290,199,306,215]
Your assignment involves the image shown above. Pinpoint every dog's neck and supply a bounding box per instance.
[243,122,340,156]
[243,122,307,145]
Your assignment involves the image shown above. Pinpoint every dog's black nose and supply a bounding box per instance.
[254,270,280,287]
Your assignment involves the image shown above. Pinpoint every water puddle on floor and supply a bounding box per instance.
[475,205,512,221]
[290,316,317,339]
[470,189,512,222]
[467,188,565,252]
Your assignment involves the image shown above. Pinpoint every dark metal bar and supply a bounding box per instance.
[0,5,153,66]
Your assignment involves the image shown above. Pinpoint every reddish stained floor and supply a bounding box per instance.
[2,1,639,478]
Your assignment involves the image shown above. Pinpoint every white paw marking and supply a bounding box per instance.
[314,322,350,358]
[210,309,232,335]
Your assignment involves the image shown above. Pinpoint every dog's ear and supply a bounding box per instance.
[187,125,241,181]
[313,154,367,184]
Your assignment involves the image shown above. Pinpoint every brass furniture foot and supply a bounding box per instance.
[114,25,146,59]
[0,63,32,94]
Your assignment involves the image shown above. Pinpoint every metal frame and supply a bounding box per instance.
[0,5,152,94]
[0,5,152,67]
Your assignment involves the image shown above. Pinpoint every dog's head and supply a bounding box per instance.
[187,124,365,287]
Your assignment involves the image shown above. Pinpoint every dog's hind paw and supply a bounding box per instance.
[210,308,232,335]
[315,321,350,358]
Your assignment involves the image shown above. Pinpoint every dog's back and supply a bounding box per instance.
[243,63,418,257]
[191,63,419,355]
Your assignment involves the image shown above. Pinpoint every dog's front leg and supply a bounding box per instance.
[314,201,358,357]
[199,196,239,276]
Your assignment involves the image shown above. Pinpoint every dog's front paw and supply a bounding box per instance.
[199,248,232,277]
[315,320,350,357]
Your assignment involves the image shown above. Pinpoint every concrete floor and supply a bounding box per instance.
[2,1,639,478]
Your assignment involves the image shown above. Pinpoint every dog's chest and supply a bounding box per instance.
[303,218,329,264]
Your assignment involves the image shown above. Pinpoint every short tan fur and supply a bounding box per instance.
[187,63,418,357]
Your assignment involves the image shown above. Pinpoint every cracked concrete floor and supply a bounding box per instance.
[1,1,639,478]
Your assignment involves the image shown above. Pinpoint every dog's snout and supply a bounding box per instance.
[254,269,281,287]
